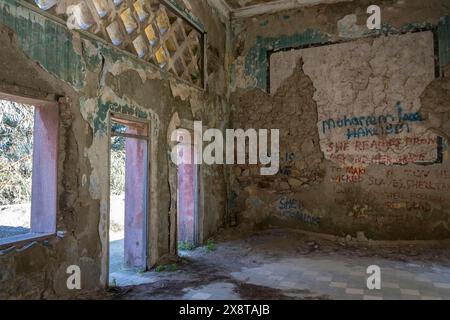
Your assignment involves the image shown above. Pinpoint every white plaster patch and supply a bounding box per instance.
[86,137,107,201]
[337,14,366,38]
[170,81,195,101]
[66,5,82,30]
[100,86,161,135]
[167,112,181,144]
[270,32,439,167]
[189,93,205,116]
[233,56,257,90]
[109,60,150,83]
[82,39,98,58]
[80,97,96,129]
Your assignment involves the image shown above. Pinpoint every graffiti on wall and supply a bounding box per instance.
[320,102,441,166]
[277,197,320,225]
[325,134,441,166]
[270,31,440,167]
[332,166,450,212]
[331,165,367,183]
[321,103,424,140]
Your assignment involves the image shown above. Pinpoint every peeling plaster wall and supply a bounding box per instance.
[271,32,439,166]
[0,0,228,298]
[230,0,450,240]
[231,0,450,90]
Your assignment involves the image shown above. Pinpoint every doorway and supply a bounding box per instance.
[176,130,200,251]
[108,114,149,286]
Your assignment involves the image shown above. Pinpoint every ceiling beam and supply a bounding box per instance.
[207,0,232,22]
[231,0,353,20]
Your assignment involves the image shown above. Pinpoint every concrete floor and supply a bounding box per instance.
[109,238,147,287]
[108,194,149,286]
[3,198,449,300]
[101,228,450,300]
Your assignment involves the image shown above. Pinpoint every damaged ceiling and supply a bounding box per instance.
[216,0,354,18]
[225,0,281,9]
[224,0,352,9]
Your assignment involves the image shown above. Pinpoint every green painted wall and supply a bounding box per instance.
[244,29,329,90]
[242,17,450,90]
[0,0,84,89]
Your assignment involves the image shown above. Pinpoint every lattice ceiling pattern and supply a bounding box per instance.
[33,0,204,87]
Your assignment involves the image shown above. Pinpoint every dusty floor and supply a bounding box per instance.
[4,197,450,300]
[89,228,450,300]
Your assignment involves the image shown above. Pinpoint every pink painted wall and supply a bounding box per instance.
[177,143,197,244]
[124,127,147,269]
[31,105,58,234]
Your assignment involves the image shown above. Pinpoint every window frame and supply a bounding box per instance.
[0,91,60,250]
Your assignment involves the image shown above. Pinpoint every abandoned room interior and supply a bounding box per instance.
[0,0,450,302]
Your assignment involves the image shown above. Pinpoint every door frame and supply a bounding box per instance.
[106,112,151,286]
[175,126,202,250]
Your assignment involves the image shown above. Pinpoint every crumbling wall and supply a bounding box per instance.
[230,0,450,240]
[230,61,325,227]
[0,0,228,298]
